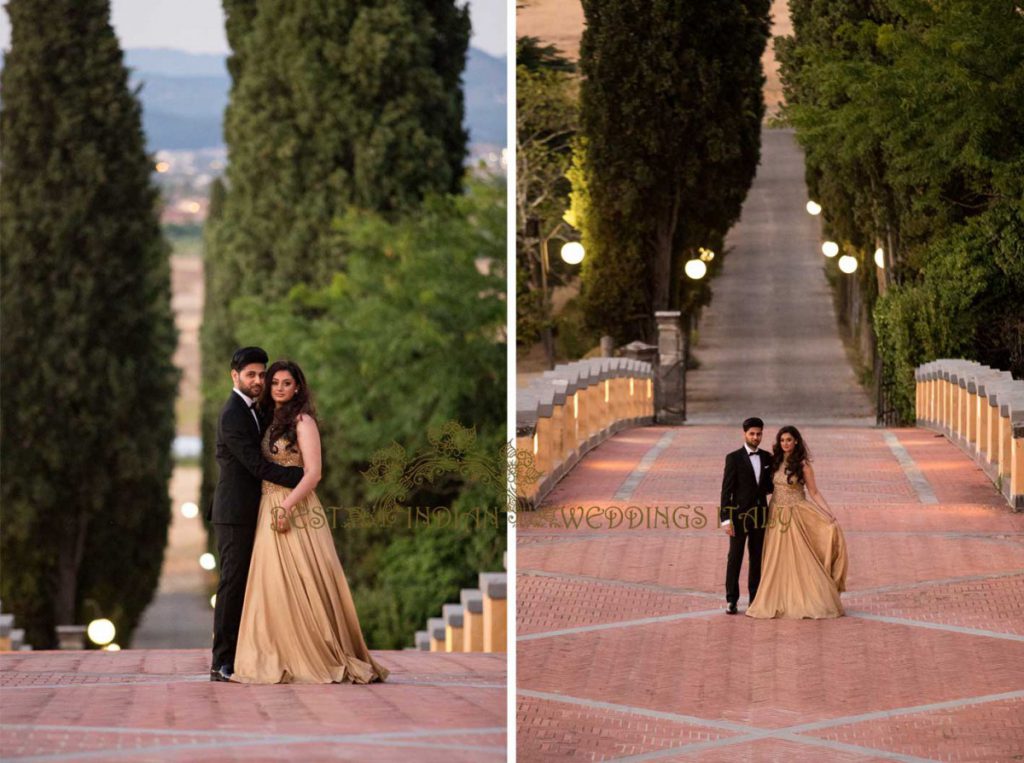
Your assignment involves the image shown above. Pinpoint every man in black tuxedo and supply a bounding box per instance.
[205,346,304,681]
[720,417,774,614]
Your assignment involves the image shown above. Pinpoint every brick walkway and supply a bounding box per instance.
[0,650,505,761]
[516,425,1024,761]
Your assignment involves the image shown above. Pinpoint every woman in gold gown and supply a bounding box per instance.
[746,425,848,619]
[231,360,390,684]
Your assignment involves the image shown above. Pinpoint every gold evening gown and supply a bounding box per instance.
[745,467,848,619]
[231,429,390,684]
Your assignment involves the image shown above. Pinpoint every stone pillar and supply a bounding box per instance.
[443,603,464,652]
[600,335,615,357]
[55,625,86,650]
[0,613,14,651]
[479,572,507,652]
[461,589,485,652]
[655,311,685,424]
[427,617,445,652]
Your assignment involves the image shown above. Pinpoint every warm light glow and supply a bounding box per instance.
[560,241,585,265]
[87,618,116,646]
[874,248,885,268]
[210,594,217,609]
[630,378,635,396]
[838,254,858,274]
[573,394,578,419]
[822,241,839,258]
[684,259,707,280]
[604,380,609,403]
[181,502,199,519]
[698,246,715,262]
[647,379,652,399]
[806,200,822,215]
[104,643,121,651]
[199,553,216,571]
[533,433,538,455]
[155,161,170,173]
[180,200,201,214]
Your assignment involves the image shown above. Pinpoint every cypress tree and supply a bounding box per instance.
[0,0,179,647]
[211,0,470,296]
[201,0,470,527]
[576,0,771,342]
[198,177,229,524]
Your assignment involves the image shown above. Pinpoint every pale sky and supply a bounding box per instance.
[0,0,507,57]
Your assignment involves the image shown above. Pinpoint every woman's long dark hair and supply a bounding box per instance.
[772,425,811,485]
[258,360,316,453]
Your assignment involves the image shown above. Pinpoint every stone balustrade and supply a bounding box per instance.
[915,359,1024,509]
[516,357,655,507]
[413,554,507,653]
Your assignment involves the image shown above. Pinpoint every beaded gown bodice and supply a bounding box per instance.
[261,428,303,466]
[771,467,807,506]
[261,428,303,494]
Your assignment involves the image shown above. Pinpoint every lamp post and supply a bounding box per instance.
[533,218,585,370]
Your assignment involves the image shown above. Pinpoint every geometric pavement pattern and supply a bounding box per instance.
[517,425,1024,761]
[0,649,505,761]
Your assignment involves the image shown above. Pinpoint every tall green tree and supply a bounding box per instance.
[198,177,228,522]
[779,0,1024,419]
[515,37,579,353]
[576,0,771,343]
[0,0,179,648]
[201,0,471,526]
[212,0,470,296]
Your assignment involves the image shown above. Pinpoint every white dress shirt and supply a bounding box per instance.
[233,387,261,433]
[721,446,761,527]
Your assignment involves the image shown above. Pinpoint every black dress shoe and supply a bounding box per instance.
[726,603,738,615]
[210,666,232,682]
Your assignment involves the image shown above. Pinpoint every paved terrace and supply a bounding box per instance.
[0,650,505,761]
[516,424,1024,761]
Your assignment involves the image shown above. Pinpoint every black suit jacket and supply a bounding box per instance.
[719,447,774,526]
[206,391,304,525]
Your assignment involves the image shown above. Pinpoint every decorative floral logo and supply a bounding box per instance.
[358,420,543,523]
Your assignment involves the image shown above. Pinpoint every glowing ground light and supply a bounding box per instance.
[210,594,217,608]
[822,241,839,258]
[806,200,822,215]
[181,502,199,518]
[87,618,116,646]
[560,241,585,264]
[874,248,885,268]
[684,259,707,279]
[838,254,859,274]
[199,553,216,571]
[104,643,121,651]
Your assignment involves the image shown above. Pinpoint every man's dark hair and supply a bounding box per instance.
[231,346,269,372]
[742,417,764,431]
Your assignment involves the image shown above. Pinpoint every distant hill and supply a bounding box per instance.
[117,47,505,152]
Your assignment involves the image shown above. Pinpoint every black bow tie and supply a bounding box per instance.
[748,451,759,457]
